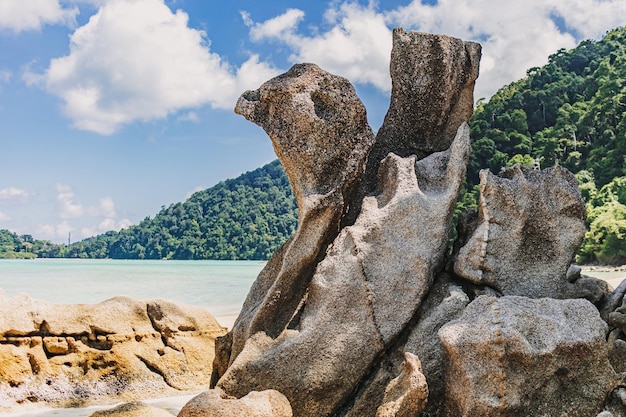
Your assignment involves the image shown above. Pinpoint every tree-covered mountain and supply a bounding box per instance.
[1,160,298,260]
[67,160,298,260]
[3,27,626,263]
[465,26,626,264]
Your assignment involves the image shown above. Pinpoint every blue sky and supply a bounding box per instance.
[0,0,625,244]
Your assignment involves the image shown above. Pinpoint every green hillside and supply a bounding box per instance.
[72,159,298,260]
[3,27,626,263]
[466,26,626,264]
[1,160,298,260]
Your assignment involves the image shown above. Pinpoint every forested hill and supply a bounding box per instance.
[3,27,626,263]
[66,160,297,260]
[464,26,626,264]
[468,26,626,184]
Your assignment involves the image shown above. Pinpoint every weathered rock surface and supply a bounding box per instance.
[439,296,614,417]
[218,64,375,375]
[454,165,602,299]
[351,28,481,221]
[216,124,469,417]
[88,401,175,417]
[0,293,225,410]
[375,352,428,417]
[206,26,620,417]
[178,388,292,417]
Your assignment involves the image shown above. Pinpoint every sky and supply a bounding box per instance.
[0,0,625,244]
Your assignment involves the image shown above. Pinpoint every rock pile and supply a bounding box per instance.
[201,27,626,417]
[0,293,226,411]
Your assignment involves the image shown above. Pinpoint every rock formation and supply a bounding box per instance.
[0,293,225,410]
[439,296,613,416]
[209,27,621,417]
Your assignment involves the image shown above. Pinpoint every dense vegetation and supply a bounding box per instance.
[3,27,626,263]
[1,161,297,260]
[466,26,626,264]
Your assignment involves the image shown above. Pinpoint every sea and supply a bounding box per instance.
[0,259,264,417]
[0,259,264,328]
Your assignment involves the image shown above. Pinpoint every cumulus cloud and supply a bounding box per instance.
[0,187,30,204]
[37,221,74,242]
[97,197,116,218]
[248,0,626,101]
[177,111,199,123]
[0,0,78,32]
[80,217,131,239]
[385,0,626,100]
[56,183,84,219]
[31,0,279,134]
[0,211,11,222]
[248,3,392,91]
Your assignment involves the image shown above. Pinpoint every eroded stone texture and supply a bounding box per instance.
[440,296,614,417]
[344,274,470,417]
[216,126,470,417]
[0,293,225,410]
[351,28,480,222]
[220,64,375,372]
[454,165,600,299]
[375,353,428,417]
[178,388,292,417]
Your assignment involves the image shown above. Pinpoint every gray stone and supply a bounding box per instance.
[439,296,614,417]
[178,388,292,417]
[350,29,481,221]
[454,165,593,299]
[375,353,428,417]
[222,64,376,370]
[216,125,469,417]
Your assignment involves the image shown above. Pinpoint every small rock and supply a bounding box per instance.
[178,388,292,417]
[375,352,428,417]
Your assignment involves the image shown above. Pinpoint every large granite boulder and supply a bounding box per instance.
[0,293,225,410]
[349,28,481,222]
[454,165,605,300]
[215,124,469,417]
[439,296,614,417]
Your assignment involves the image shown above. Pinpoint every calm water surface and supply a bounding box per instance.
[0,259,263,320]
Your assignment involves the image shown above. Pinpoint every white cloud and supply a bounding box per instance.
[0,211,11,222]
[248,4,392,91]
[249,8,305,42]
[56,183,84,219]
[37,221,75,242]
[0,0,78,32]
[81,217,132,239]
[32,0,280,134]
[97,197,116,218]
[0,187,30,204]
[0,70,10,84]
[177,111,199,123]
[248,0,626,101]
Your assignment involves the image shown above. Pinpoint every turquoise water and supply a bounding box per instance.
[0,259,263,321]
